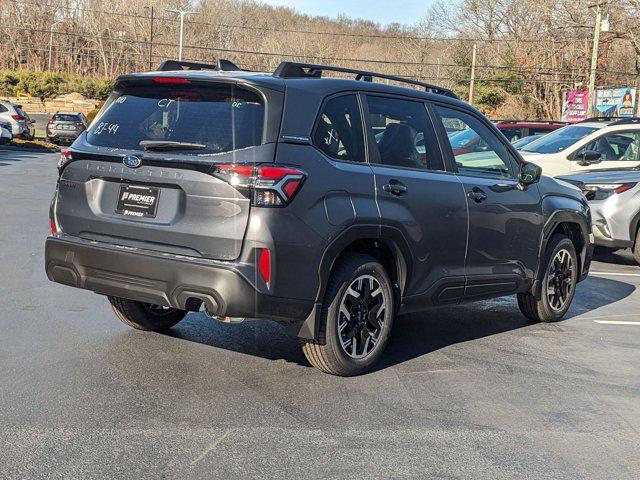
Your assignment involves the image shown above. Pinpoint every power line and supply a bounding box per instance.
[3,24,639,79]
[6,0,599,45]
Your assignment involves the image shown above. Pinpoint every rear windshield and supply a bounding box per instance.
[87,82,264,154]
[520,125,598,154]
[53,114,80,122]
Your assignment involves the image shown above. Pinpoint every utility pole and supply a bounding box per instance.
[148,6,154,70]
[166,8,197,61]
[48,20,63,71]
[588,1,606,116]
[468,43,477,105]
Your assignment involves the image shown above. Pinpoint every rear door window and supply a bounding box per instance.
[87,82,264,154]
[366,95,444,171]
[313,94,365,162]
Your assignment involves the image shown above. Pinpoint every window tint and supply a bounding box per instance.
[435,106,513,178]
[0,105,7,113]
[529,126,554,136]
[313,95,365,162]
[499,128,522,142]
[86,83,264,154]
[53,114,81,122]
[576,131,640,162]
[367,96,443,171]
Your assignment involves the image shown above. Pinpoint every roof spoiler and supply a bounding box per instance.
[156,59,242,72]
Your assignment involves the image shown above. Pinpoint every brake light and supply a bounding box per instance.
[48,120,54,125]
[213,164,306,207]
[258,249,271,283]
[153,77,190,84]
[615,183,636,194]
[58,150,73,172]
[11,114,23,121]
[50,218,57,235]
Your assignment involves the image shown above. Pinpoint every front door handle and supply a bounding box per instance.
[467,187,487,203]
[383,181,408,196]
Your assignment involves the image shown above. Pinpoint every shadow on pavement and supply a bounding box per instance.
[163,275,635,372]
[592,248,638,268]
[0,148,49,165]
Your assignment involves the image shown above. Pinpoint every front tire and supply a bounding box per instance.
[301,254,394,376]
[517,234,578,322]
[633,228,640,266]
[108,296,187,332]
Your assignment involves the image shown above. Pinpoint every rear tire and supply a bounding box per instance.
[633,228,640,266]
[517,234,578,322]
[301,254,394,376]
[108,296,187,331]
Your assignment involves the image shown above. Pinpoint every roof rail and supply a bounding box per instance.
[157,59,242,72]
[493,119,567,125]
[273,61,459,99]
[610,117,640,126]
[578,116,626,123]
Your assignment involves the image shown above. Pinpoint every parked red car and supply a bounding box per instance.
[449,120,566,155]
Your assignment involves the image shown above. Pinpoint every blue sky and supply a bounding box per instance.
[259,0,436,26]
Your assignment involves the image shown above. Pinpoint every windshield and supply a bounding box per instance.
[520,125,598,154]
[87,82,264,154]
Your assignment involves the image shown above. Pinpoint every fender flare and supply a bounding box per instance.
[532,205,591,298]
[295,223,413,340]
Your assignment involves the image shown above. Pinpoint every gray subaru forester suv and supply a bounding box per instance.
[45,60,592,376]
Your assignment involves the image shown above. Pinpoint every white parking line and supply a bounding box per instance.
[590,271,640,277]
[593,320,640,326]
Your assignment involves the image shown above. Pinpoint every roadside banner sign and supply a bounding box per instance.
[595,87,637,117]
[561,90,590,122]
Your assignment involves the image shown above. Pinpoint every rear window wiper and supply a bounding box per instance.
[140,140,207,151]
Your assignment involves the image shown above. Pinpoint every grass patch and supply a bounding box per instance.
[7,138,59,151]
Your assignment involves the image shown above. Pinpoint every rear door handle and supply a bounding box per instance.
[382,181,408,196]
[467,187,487,203]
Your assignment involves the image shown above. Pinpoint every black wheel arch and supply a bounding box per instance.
[295,224,412,341]
[532,204,591,299]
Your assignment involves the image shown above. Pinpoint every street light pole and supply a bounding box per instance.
[588,1,607,116]
[468,43,477,105]
[166,8,197,61]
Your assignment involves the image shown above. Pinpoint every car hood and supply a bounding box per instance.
[557,168,640,185]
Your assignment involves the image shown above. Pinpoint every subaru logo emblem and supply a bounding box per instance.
[123,155,142,168]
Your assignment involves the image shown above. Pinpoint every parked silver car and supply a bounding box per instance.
[46,111,88,144]
[0,101,35,140]
[559,167,640,264]
[0,120,11,144]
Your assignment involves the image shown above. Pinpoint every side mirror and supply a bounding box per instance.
[519,161,542,186]
[576,150,602,166]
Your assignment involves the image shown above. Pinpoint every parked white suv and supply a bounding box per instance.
[520,118,640,177]
[0,101,35,140]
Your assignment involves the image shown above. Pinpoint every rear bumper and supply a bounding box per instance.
[45,235,315,327]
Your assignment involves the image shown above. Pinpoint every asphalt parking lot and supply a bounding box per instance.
[1,149,639,479]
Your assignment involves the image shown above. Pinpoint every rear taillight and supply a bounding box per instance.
[258,248,271,283]
[584,182,637,200]
[50,218,57,235]
[213,164,306,207]
[47,120,54,125]
[11,115,23,121]
[614,183,636,194]
[58,150,73,172]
